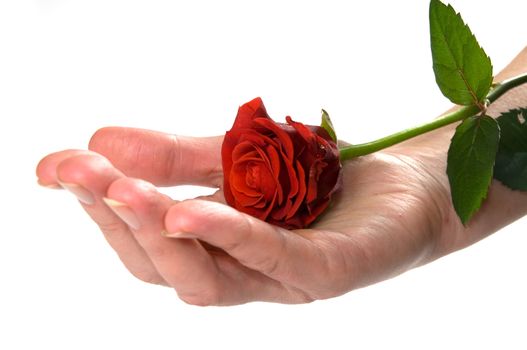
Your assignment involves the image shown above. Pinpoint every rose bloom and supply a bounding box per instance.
[221,97,342,229]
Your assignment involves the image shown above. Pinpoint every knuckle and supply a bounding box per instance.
[222,212,252,253]
[227,214,288,277]
[161,135,183,182]
[254,254,281,276]
[255,231,287,276]
[144,242,170,259]
[97,219,128,237]
[223,238,243,254]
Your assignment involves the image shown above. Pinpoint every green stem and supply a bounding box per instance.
[339,72,527,160]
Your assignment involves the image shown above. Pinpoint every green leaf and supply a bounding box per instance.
[321,109,337,142]
[494,108,527,190]
[447,115,500,224]
[429,0,493,106]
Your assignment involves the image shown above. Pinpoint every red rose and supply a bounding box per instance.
[221,97,342,229]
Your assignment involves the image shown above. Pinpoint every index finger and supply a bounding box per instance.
[88,127,223,187]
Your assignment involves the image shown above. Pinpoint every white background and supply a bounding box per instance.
[1,0,527,349]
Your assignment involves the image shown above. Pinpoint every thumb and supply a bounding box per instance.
[163,199,333,292]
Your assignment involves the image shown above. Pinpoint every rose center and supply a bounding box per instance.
[245,162,261,189]
[241,160,275,202]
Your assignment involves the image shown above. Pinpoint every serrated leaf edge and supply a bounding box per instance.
[430,0,493,106]
[447,116,500,225]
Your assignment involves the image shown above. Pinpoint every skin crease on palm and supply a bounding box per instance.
[36,48,527,306]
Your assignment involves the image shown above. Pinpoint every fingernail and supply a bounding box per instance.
[103,197,141,230]
[60,182,95,205]
[37,179,62,189]
[162,231,197,239]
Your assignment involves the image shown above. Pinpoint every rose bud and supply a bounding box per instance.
[221,97,342,229]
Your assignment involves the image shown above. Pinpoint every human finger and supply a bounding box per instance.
[36,149,91,187]
[104,178,235,305]
[88,127,223,187]
[54,153,166,285]
[163,200,352,300]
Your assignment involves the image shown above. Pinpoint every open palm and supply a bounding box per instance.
[36,125,524,305]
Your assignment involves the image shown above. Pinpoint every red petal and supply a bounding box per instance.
[287,160,307,219]
[242,129,279,149]
[236,190,277,222]
[304,199,331,226]
[232,189,264,207]
[258,164,277,202]
[265,144,283,204]
[281,149,298,198]
[232,97,270,130]
[222,131,237,206]
[231,160,263,198]
[232,144,260,163]
[270,199,291,221]
[286,116,317,145]
[254,118,295,160]
[252,197,267,208]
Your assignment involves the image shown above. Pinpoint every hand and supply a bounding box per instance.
[36,49,527,306]
[34,124,524,306]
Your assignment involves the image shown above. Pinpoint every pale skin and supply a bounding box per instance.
[36,48,527,306]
